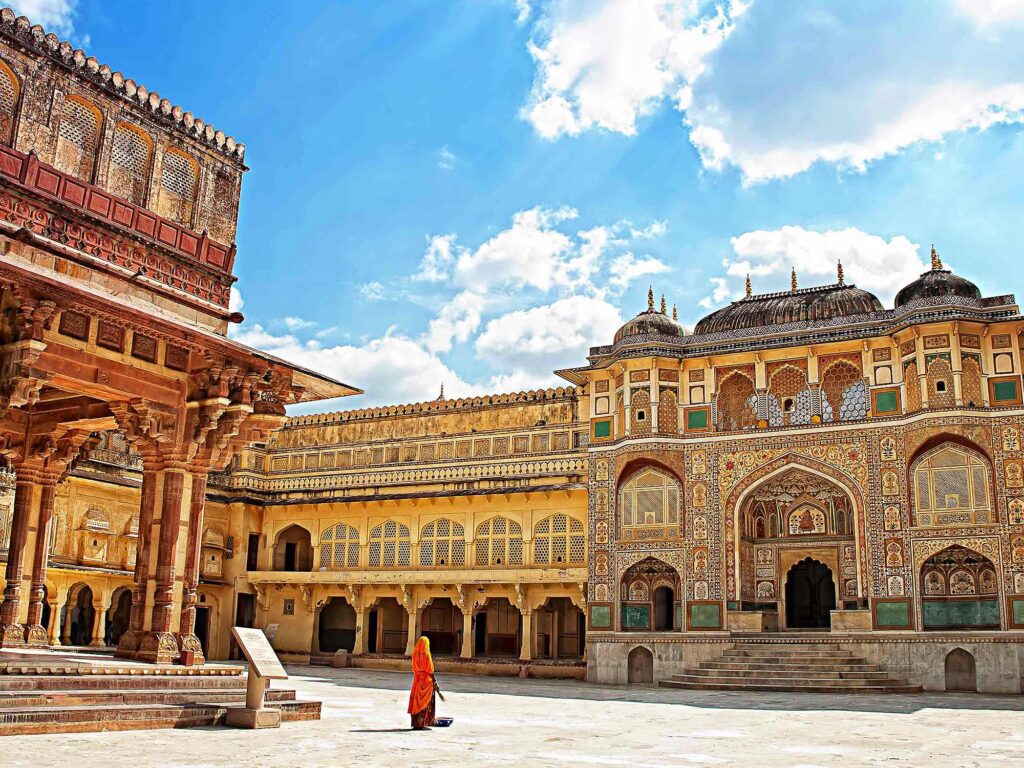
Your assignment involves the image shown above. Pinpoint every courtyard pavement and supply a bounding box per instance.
[7,665,1024,767]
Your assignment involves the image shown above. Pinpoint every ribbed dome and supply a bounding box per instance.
[614,308,687,344]
[694,283,883,336]
[895,270,980,308]
[894,246,981,308]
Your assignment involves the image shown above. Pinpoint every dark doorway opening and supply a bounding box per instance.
[367,608,379,654]
[653,586,675,631]
[246,533,260,571]
[231,593,256,660]
[106,588,132,647]
[785,557,835,629]
[195,605,211,656]
[318,598,356,653]
[474,611,487,655]
[284,542,297,572]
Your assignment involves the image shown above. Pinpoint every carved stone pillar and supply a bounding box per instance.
[46,590,63,646]
[90,602,107,647]
[519,609,534,661]
[176,472,208,664]
[460,609,474,659]
[0,473,40,647]
[115,463,158,658]
[404,602,419,657]
[24,480,56,646]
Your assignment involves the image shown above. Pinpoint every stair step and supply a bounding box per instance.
[667,673,909,687]
[659,679,922,693]
[0,699,321,736]
[731,642,843,651]
[700,661,881,672]
[0,674,253,692]
[723,649,855,659]
[0,688,295,708]
[686,668,892,680]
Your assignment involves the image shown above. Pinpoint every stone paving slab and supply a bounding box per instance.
[5,664,1024,767]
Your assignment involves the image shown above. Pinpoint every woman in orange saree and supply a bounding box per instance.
[408,636,437,730]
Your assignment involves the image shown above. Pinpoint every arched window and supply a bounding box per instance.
[619,467,680,539]
[419,518,465,567]
[716,371,757,431]
[0,59,20,146]
[630,388,652,436]
[319,522,359,569]
[658,387,678,433]
[820,360,868,422]
[475,516,523,566]
[961,356,984,408]
[925,356,955,408]
[368,520,411,568]
[904,361,921,412]
[912,443,992,527]
[108,122,152,205]
[766,364,811,426]
[156,148,198,225]
[533,513,585,565]
[921,545,999,629]
[54,95,101,181]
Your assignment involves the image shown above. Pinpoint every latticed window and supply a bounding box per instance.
[912,444,992,527]
[368,520,411,568]
[926,356,955,408]
[157,149,198,225]
[766,364,811,426]
[475,516,523,566]
[630,388,652,435]
[54,96,100,181]
[961,356,984,407]
[419,518,466,567]
[716,372,757,431]
[619,468,680,533]
[904,361,922,412]
[533,513,585,565]
[108,123,152,205]
[820,361,868,422]
[319,522,360,568]
[658,387,678,433]
[0,60,19,145]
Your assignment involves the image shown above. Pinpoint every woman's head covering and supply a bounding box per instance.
[412,636,434,674]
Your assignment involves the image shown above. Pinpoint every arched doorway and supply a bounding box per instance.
[105,587,132,647]
[63,583,95,646]
[369,597,407,655]
[945,648,977,692]
[785,558,835,629]
[535,597,585,659]
[920,545,999,630]
[475,597,521,657]
[620,557,680,631]
[627,645,654,684]
[273,525,313,572]
[40,585,51,636]
[420,598,460,656]
[317,597,356,653]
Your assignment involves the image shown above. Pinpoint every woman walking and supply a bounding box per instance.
[408,636,438,730]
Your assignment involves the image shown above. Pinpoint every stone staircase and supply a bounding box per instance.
[0,662,321,735]
[660,641,922,693]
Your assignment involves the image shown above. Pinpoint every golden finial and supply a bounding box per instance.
[438,382,445,400]
[647,286,655,311]
[660,294,667,314]
[745,274,752,298]
[672,304,678,321]
[837,259,844,285]
[791,268,798,292]
[930,244,943,270]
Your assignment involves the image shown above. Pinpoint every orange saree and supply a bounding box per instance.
[408,636,436,729]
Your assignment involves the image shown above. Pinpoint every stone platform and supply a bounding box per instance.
[0,649,321,735]
[309,651,587,680]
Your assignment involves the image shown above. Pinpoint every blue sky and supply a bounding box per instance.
[22,0,1024,411]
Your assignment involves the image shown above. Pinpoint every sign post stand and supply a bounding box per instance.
[226,626,289,729]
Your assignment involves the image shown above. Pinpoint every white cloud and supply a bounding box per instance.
[229,286,244,313]
[282,316,317,331]
[475,295,623,384]
[229,324,472,408]
[514,0,532,25]
[9,0,77,37]
[608,252,671,291]
[423,290,485,354]
[956,0,1024,26]
[698,226,928,311]
[522,0,748,138]
[359,281,386,300]
[438,146,456,171]
[413,234,458,282]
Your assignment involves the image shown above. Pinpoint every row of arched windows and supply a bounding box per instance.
[313,514,586,570]
[0,59,200,227]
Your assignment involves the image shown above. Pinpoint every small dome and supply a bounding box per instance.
[895,249,980,307]
[614,308,687,343]
[694,283,883,335]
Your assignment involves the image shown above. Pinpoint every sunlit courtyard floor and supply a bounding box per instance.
[7,665,1024,767]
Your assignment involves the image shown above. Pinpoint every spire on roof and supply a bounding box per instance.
[837,259,845,286]
[791,268,798,292]
[660,294,667,314]
[438,383,445,401]
[647,286,655,312]
[745,274,752,298]
[930,244,943,270]
[672,304,678,321]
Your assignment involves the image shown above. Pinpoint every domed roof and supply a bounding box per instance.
[693,268,883,336]
[894,247,980,308]
[614,290,687,344]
